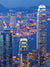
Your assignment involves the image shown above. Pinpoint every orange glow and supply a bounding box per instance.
[13,58,16,60]
[16,58,19,60]
[46,53,50,57]
[29,56,33,58]
[16,23,19,27]
[19,34,22,36]
[26,27,30,29]
[12,35,17,36]
[33,23,36,25]
[18,54,20,56]
[29,53,33,58]
[29,29,33,33]
[22,32,25,34]
[16,33,19,36]
[9,23,11,26]
[30,24,34,26]
[29,19,33,21]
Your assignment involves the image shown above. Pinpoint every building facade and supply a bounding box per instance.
[19,38,29,67]
[10,15,17,34]
[0,29,12,67]
[37,5,47,57]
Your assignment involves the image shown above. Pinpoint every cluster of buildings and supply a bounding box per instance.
[0,7,37,37]
[0,5,50,67]
[9,12,37,37]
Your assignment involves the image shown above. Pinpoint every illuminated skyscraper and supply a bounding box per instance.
[0,29,12,67]
[19,38,29,67]
[37,5,47,57]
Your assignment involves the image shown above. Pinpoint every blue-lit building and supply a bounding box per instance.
[37,5,47,57]
[19,38,29,67]
[37,5,47,67]
[0,29,12,67]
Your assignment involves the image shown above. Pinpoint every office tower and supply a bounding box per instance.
[10,15,17,34]
[37,5,47,57]
[19,38,29,67]
[0,29,12,67]
[37,5,47,67]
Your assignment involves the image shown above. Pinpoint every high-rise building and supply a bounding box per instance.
[19,38,29,67]
[37,5,47,57]
[37,5,47,67]
[0,29,12,67]
[10,15,17,34]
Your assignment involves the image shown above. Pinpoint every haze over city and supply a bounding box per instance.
[0,0,50,8]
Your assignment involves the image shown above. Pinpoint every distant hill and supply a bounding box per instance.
[0,4,50,14]
[0,4,9,13]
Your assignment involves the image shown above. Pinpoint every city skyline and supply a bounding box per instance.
[0,2,50,66]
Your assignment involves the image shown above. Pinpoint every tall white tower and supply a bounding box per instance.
[37,5,47,57]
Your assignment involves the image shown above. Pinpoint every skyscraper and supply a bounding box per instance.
[19,38,29,67]
[0,29,12,67]
[37,5,47,57]
[10,15,17,34]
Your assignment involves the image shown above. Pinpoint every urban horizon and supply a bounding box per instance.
[0,2,50,67]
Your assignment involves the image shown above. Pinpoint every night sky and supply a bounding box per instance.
[0,0,50,8]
